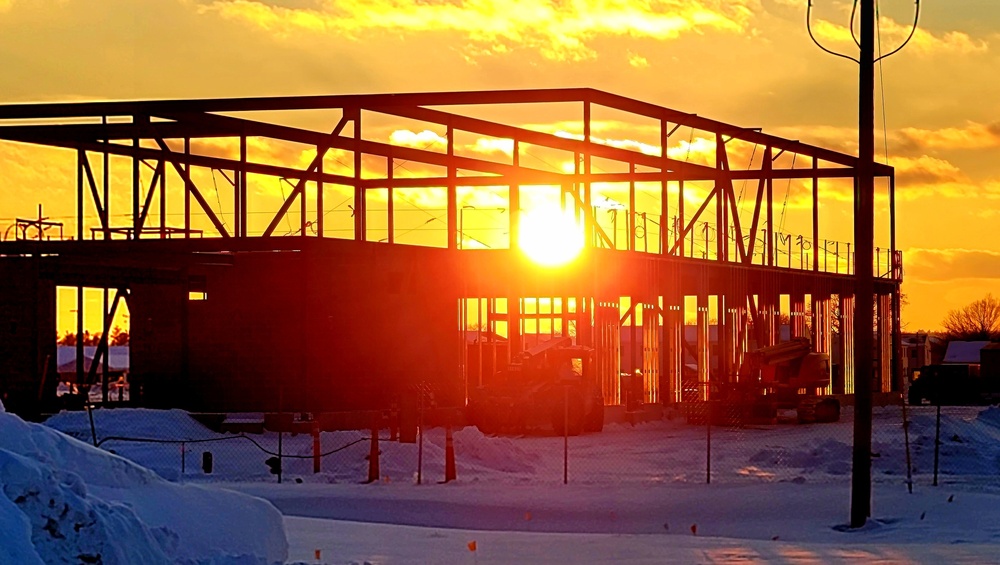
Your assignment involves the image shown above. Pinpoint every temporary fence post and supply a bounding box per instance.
[312,422,321,474]
[417,392,424,485]
[444,425,456,483]
[933,403,941,487]
[563,385,569,485]
[180,442,186,477]
[367,414,380,484]
[278,431,283,485]
[390,403,398,441]
[902,382,913,494]
[706,395,712,485]
[87,398,98,447]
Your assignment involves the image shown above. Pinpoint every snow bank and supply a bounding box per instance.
[45,408,219,442]
[0,410,287,564]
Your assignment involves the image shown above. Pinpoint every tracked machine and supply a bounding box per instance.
[467,337,604,435]
[722,337,840,424]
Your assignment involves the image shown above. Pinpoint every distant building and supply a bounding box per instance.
[942,341,990,366]
[900,332,944,380]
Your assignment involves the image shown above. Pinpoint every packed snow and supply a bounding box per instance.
[0,407,287,564]
[29,403,1000,563]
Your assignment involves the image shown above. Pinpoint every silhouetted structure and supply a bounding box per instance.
[0,89,901,418]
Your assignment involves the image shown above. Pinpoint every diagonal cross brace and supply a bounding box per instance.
[79,151,108,235]
[154,138,230,238]
[85,288,127,387]
[135,161,163,235]
[263,115,351,237]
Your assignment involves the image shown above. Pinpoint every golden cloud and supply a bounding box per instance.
[898,122,1000,151]
[891,155,966,186]
[811,15,989,56]
[905,248,1000,282]
[195,0,758,61]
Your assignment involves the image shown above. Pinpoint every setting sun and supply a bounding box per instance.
[517,205,585,266]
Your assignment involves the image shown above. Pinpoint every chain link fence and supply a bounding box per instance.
[41,401,1000,490]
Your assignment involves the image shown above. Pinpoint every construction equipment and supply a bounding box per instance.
[467,337,604,436]
[725,337,840,424]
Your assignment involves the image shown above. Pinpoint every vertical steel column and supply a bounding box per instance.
[317,148,324,237]
[890,173,901,392]
[102,116,110,239]
[583,101,592,246]
[299,144,307,236]
[660,119,670,255]
[184,138,191,238]
[240,135,248,237]
[791,291,806,338]
[102,121,110,401]
[715,134,725,262]
[812,291,833,394]
[237,136,246,238]
[386,157,393,243]
[696,285,709,401]
[812,156,819,271]
[353,109,365,241]
[447,125,457,250]
[132,124,140,240]
[159,161,167,238]
[718,293,730,386]
[75,150,85,390]
[766,158,774,267]
[833,294,847,394]
[628,164,636,252]
[841,294,856,394]
[510,141,520,250]
[678,180,685,257]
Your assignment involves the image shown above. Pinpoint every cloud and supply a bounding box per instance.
[627,51,649,68]
[898,122,1000,151]
[905,248,1000,282]
[891,155,966,186]
[194,0,759,61]
[810,15,989,56]
[388,129,447,150]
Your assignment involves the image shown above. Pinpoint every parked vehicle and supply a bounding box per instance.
[908,364,1000,405]
[467,337,604,435]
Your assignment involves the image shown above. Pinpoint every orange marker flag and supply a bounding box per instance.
[467,541,477,552]
[525,512,532,521]
[690,524,697,535]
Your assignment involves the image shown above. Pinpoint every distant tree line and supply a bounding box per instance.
[942,294,1000,341]
[57,326,129,346]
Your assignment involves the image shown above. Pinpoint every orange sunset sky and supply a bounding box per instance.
[1,0,998,333]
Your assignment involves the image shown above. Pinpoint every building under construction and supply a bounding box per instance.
[0,89,902,418]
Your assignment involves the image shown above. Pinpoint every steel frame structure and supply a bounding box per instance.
[0,88,901,413]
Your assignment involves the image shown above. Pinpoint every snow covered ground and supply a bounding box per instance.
[0,400,287,564]
[34,403,1000,563]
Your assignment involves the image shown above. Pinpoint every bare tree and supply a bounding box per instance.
[942,294,1000,341]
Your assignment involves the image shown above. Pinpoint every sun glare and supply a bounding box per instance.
[517,205,584,266]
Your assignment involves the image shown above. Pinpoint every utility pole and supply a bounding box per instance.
[807,0,920,528]
[851,0,875,528]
